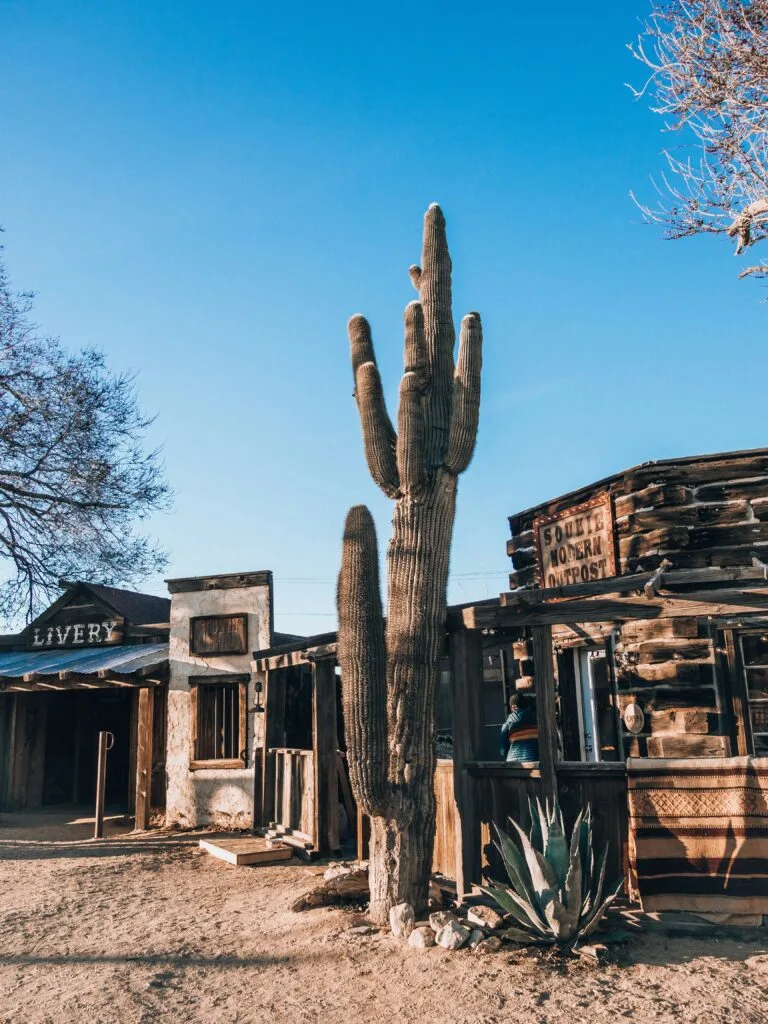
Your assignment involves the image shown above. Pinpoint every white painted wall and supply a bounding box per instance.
[165,580,271,828]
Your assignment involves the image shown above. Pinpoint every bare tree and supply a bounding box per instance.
[630,0,768,281]
[0,240,171,623]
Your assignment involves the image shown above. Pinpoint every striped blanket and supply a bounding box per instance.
[627,757,768,916]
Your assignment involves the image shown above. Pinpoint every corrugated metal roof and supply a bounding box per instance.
[0,643,168,679]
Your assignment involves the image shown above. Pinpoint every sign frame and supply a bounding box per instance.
[533,492,618,589]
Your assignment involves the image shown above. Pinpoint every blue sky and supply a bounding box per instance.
[1,1,765,635]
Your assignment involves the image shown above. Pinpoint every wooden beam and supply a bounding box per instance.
[531,625,558,803]
[450,628,484,899]
[460,587,768,631]
[312,659,339,853]
[261,668,286,829]
[504,565,768,605]
[134,686,154,830]
[643,558,673,599]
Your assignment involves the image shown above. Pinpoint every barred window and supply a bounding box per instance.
[190,676,248,767]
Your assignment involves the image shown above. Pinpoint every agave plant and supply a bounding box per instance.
[481,798,623,949]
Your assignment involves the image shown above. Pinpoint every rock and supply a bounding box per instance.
[475,936,502,955]
[323,863,357,882]
[467,928,485,950]
[429,910,457,932]
[466,905,504,931]
[346,924,376,936]
[435,919,471,950]
[408,926,435,949]
[389,902,415,939]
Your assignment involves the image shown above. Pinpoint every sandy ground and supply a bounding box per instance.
[1,811,768,1024]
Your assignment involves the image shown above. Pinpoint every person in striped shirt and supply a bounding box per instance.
[500,692,539,763]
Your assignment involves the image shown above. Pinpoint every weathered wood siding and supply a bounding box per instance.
[507,450,768,758]
[432,762,626,887]
[509,450,768,590]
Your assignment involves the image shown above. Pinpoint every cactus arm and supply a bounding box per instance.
[418,204,455,468]
[348,315,399,498]
[396,372,425,494]
[444,312,483,475]
[337,505,391,817]
[403,301,428,388]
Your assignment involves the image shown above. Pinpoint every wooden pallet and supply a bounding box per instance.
[199,837,293,866]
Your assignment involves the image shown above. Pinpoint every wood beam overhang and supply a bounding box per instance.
[253,642,338,673]
[452,584,768,631]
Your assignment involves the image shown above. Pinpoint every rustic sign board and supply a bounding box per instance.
[23,611,124,649]
[190,614,248,656]
[534,493,617,588]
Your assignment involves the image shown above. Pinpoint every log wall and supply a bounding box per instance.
[507,450,768,758]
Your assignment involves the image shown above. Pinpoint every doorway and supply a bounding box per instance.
[573,648,621,763]
[42,689,133,809]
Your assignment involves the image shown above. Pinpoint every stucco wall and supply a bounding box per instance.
[165,580,271,828]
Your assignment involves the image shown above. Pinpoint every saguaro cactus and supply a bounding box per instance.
[337,205,482,923]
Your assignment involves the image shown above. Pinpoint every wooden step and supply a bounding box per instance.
[199,837,293,866]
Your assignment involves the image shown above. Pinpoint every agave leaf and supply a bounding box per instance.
[525,799,543,854]
[563,809,584,922]
[480,883,550,936]
[493,824,539,910]
[542,896,579,941]
[508,816,558,906]
[579,877,625,938]
[579,805,593,895]
[544,814,569,890]
[502,925,551,945]
[580,841,609,930]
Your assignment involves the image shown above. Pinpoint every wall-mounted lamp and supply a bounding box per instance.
[250,679,265,713]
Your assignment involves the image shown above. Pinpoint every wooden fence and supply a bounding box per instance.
[432,759,627,887]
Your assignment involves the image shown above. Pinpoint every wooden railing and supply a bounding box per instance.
[268,747,315,844]
[433,760,628,887]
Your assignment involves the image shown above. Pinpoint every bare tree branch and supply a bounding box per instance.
[630,0,768,285]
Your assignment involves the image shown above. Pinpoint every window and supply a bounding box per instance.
[739,633,768,756]
[190,675,248,768]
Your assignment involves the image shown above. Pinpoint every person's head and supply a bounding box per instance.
[509,691,530,712]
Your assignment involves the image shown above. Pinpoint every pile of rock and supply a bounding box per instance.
[389,901,504,955]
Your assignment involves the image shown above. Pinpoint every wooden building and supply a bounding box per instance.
[0,571,298,831]
[252,447,768,900]
[0,582,170,825]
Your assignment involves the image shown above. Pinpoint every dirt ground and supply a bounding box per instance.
[1,812,768,1024]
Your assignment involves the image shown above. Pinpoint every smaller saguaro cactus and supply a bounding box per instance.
[337,204,482,923]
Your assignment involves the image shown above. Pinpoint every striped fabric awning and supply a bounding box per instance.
[0,643,168,689]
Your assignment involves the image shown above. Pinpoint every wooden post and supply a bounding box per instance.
[312,658,339,853]
[94,730,113,839]
[450,627,484,899]
[134,687,154,831]
[261,668,286,828]
[531,625,558,803]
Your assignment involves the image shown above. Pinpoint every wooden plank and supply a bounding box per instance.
[337,752,356,829]
[312,659,339,853]
[261,668,286,828]
[531,625,558,803]
[134,686,154,830]
[199,837,292,866]
[450,628,484,899]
